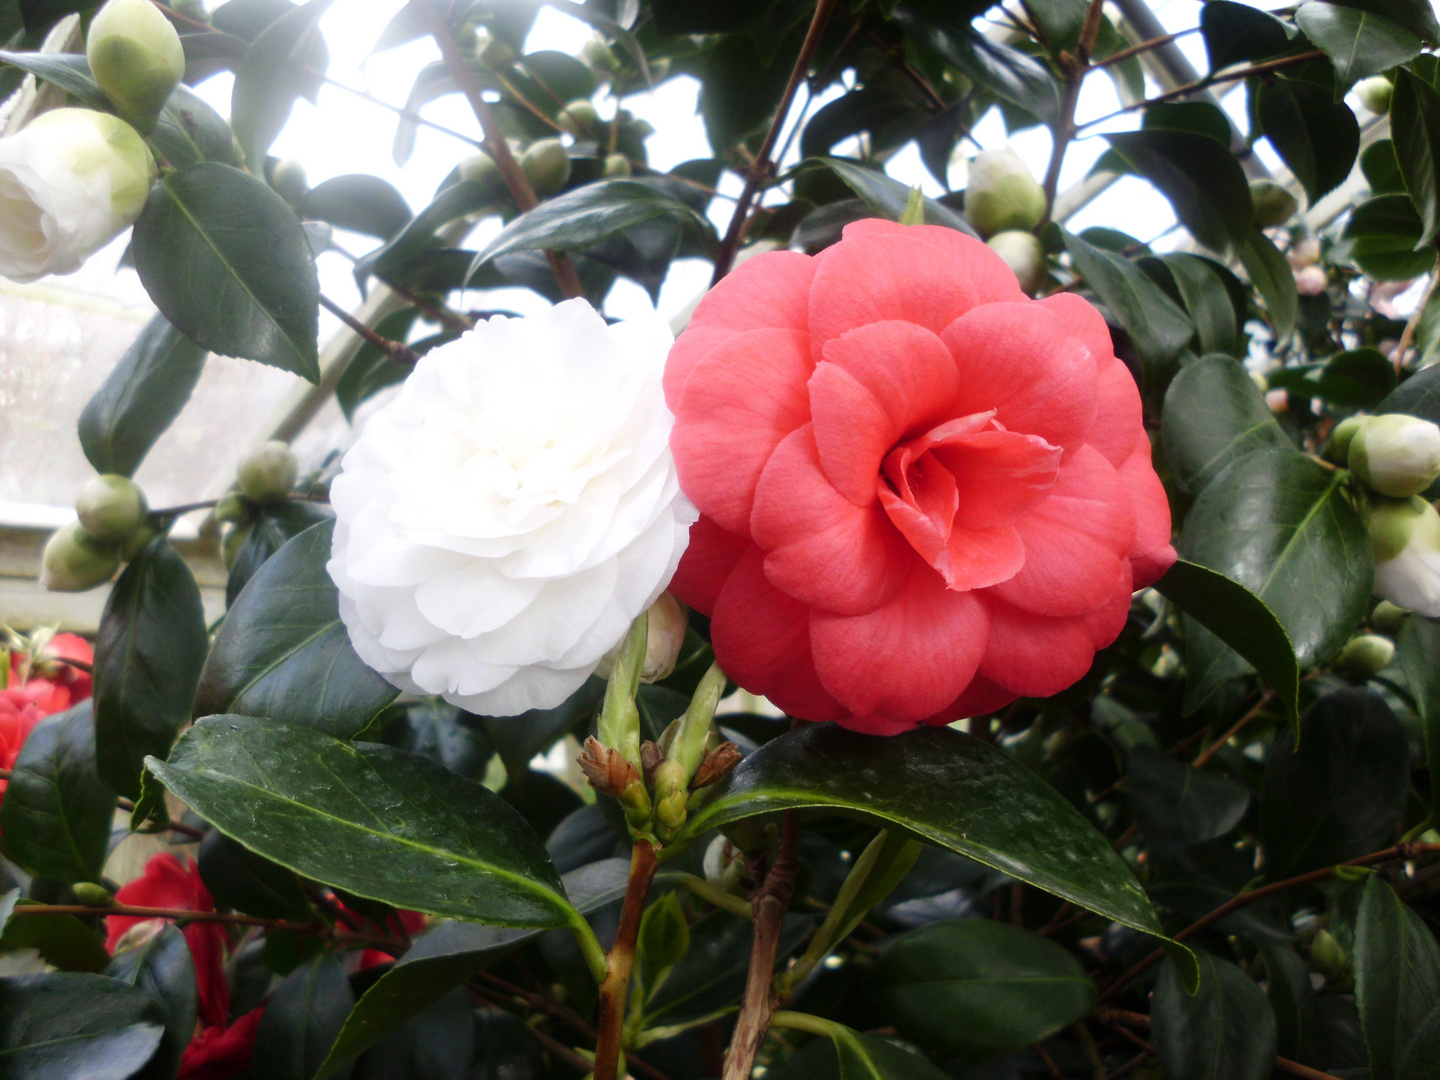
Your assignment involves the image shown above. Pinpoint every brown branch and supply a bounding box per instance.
[1100,1010,1345,1080]
[1101,841,1440,1001]
[594,839,659,1080]
[1191,689,1275,768]
[1391,267,1440,374]
[405,0,584,301]
[1103,1048,1153,1080]
[721,810,802,1080]
[1039,0,1106,225]
[320,295,421,365]
[1091,27,1197,70]
[114,797,207,840]
[9,902,403,948]
[711,0,839,284]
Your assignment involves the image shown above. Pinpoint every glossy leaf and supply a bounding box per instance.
[0,905,110,973]
[1294,2,1423,89]
[231,0,337,168]
[1160,354,1291,494]
[78,314,206,479]
[106,925,199,1080]
[1390,68,1440,249]
[1396,614,1440,821]
[1177,448,1372,712]
[1355,874,1440,1080]
[1259,940,1324,1065]
[253,953,354,1080]
[0,48,107,106]
[152,82,238,169]
[351,986,473,1080]
[1343,195,1438,280]
[296,174,412,241]
[1364,140,1408,194]
[0,973,165,1080]
[1103,128,1253,254]
[1267,348,1398,408]
[226,500,332,606]
[764,1022,953,1080]
[817,158,977,236]
[1155,560,1299,724]
[1237,229,1298,339]
[670,725,1181,956]
[1161,255,1240,357]
[1398,1006,1440,1080]
[868,919,1095,1058]
[94,539,207,800]
[1260,689,1409,878]
[1256,78,1359,204]
[1,704,115,884]
[893,11,1058,125]
[1378,350,1440,421]
[196,520,398,738]
[132,162,320,381]
[1064,229,1193,365]
[1152,952,1278,1080]
[1125,746,1251,860]
[147,716,576,928]
[1200,1,1294,71]
[198,829,314,921]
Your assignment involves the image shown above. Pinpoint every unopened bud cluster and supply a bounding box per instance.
[217,441,301,569]
[41,473,154,592]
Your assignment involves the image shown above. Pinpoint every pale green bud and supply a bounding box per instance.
[1335,633,1395,677]
[478,35,517,70]
[1369,496,1440,616]
[86,0,185,135]
[119,521,159,562]
[520,139,571,196]
[1327,415,1366,463]
[1356,76,1393,115]
[459,151,500,187]
[557,99,598,136]
[1350,413,1440,497]
[654,789,687,832]
[71,881,112,907]
[237,440,298,503]
[76,473,147,544]
[986,229,1047,294]
[270,159,308,204]
[1310,929,1349,978]
[1364,496,1431,562]
[602,153,631,178]
[581,36,617,72]
[1249,179,1299,227]
[40,522,120,592]
[964,149,1046,238]
[1372,599,1409,633]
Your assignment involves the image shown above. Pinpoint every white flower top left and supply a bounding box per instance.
[328,298,698,717]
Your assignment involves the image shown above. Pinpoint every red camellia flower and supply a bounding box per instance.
[108,853,231,1027]
[665,220,1175,734]
[178,1006,263,1080]
[0,692,44,803]
[7,631,93,715]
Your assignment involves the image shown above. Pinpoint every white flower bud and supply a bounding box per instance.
[595,592,688,684]
[237,441,299,503]
[1335,633,1395,677]
[985,229,1047,294]
[0,108,155,283]
[86,0,185,134]
[1355,76,1393,115]
[76,473,148,544]
[964,149,1046,238]
[40,522,120,592]
[1349,414,1440,497]
[1368,496,1440,617]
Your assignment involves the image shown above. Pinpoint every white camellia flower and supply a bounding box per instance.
[0,108,155,283]
[1368,495,1440,617]
[328,299,698,716]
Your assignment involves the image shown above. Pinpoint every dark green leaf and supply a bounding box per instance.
[225,500,332,606]
[253,953,354,1080]
[351,986,473,1080]
[894,12,1058,125]
[815,158,977,236]
[1354,874,1440,1080]
[376,700,491,782]
[197,520,398,738]
[1257,77,1360,203]
[78,314,206,478]
[0,906,110,973]
[869,919,1095,1058]
[95,539,207,800]
[1026,0,1087,52]
[1125,745,1251,860]
[1364,140,1408,194]
[1155,559,1300,724]
[1390,69,1440,248]
[1295,3,1423,90]
[467,179,717,282]
[0,704,115,884]
[764,1023,953,1080]
[296,175,412,241]
[1396,614,1440,820]
[0,48,106,106]
[1260,689,1409,878]
[231,0,337,168]
[1343,194,1438,279]
[1315,348,1398,407]
[1398,1005,1440,1080]
[147,716,576,928]
[637,892,689,996]
[1064,230,1194,366]
[1177,449,1373,711]
[1152,951,1278,1080]
[1103,128,1253,254]
[106,925,198,1080]
[1259,940,1325,1065]
[1143,102,1234,144]
[1237,228,1299,338]
[132,162,320,381]
[1378,348,1440,420]
[1327,0,1439,40]
[1200,1,1295,71]
[1161,354,1291,494]
[0,972,165,1080]
[152,82,239,168]
[1161,255,1240,356]
[671,726,1184,963]
[317,860,630,1074]
[198,829,314,920]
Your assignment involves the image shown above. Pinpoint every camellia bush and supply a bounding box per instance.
[5,0,1440,1078]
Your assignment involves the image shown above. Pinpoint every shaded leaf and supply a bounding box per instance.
[1295,2,1423,90]
[1354,873,1440,1080]
[815,158,977,235]
[764,1022,953,1080]
[1152,951,1278,1080]
[1237,228,1299,338]
[0,906,110,973]
[1104,127,1253,254]
[1342,194,1437,280]
[106,925,198,1080]
[1390,68,1440,249]
[1257,77,1360,203]
[1396,614,1440,821]
[0,972,165,1080]
[198,829,314,921]
[253,953,354,1080]
[1126,745,1252,860]
[1160,354,1291,494]
[1064,229,1193,365]
[231,0,338,168]
[1201,1,1295,71]
[296,175,412,241]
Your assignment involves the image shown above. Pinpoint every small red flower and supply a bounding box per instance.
[178,1006,263,1080]
[108,854,231,1027]
[5,631,93,717]
[358,907,426,970]
[0,691,44,796]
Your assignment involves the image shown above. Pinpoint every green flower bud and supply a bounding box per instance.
[557,99,598,136]
[86,0,185,135]
[71,881,112,907]
[1327,415,1366,463]
[478,35,517,70]
[1372,599,1409,633]
[1249,179,1299,227]
[964,148,1046,238]
[40,522,120,592]
[237,440,298,503]
[1363,495,1431,562]
[270,158,308,204]
[602,153,631,178]
[459,151,500,188]
[221,521,252,571]
[119,521,159,562]
[76,473,147,544]
[1350,413,1440,497]
[214,492,252,524]
[986,229,1047,294]
[581,35,617,72]
[641,593,687,683]
[1355,76,1393,115]
[1335,633,1395,677]
[1310,928,1349,978]
[520,139,571,196]
[654,789,687,832]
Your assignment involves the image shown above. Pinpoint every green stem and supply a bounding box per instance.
[566,907,610,986]
[667,872,754,921]
[769,1010,850,1039]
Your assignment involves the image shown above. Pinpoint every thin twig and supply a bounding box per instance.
[320,295,421,364]
[10,902,403,948]
[594,839,659,1080]
[1391,270,1439,374]
[1091,27,1198,70]
[114,797,207,840]
[1039,0,1106,224]
[1191,689,1276,768]
[711,0,839,284]
[1103,1048,1153,1080]
[1101,1010,1345,1080]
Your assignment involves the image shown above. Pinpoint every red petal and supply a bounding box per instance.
[808,321,960,504]
[711,546,846,721]
[939,523,1027,592]
[671,327,814,535]
[935,672,1018,722]
[931,428,1063,531]
[811,563,989,722]
[988,445,1134,617]
[664,249,815,408]
[751,426,909,616]
[668,515,749,616]
[1119,436,1176,588]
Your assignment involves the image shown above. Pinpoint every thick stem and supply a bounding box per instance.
[405,0,585,301]
[721,810,801,1080]
[711,0,839,284]
[594,839,660,1080]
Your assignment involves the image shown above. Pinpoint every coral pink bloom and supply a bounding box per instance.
[665,220,1175,734]
[179,1006,263,1080]
[108,853,231,1027]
